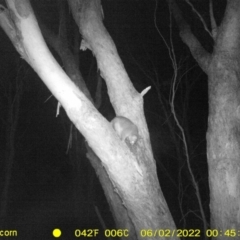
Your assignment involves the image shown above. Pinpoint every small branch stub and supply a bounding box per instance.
[141,86,151,97]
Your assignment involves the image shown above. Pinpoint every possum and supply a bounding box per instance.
[111,116,139,145]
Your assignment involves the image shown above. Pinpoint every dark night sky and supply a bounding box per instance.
[0,0,226,239]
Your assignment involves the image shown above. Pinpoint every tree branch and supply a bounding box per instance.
[167,0,211,73]
[185,0,213,38]
[209,0,217,40]
[215,0,240,54]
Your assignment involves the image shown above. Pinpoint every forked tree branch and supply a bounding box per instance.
[167,0,211,73]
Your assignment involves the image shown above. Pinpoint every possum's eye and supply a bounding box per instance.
[111,116,139,145]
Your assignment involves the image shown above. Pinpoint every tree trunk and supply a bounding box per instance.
[207,53,240,230]
[169,0,240,232]
[0,0,178,239]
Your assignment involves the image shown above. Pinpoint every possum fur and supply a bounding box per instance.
[111,116,139,145]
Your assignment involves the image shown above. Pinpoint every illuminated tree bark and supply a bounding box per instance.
[168,0,240,231]
[0,0,177,238]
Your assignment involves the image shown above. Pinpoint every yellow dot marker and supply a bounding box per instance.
[52,228,61,238]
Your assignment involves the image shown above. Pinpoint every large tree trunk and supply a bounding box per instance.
[0,0,178,239]
[169,0,240,232]
[208,51,240,230]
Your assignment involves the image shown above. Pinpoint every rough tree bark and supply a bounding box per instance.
[168,0,240,233]
[0,0,177,239]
